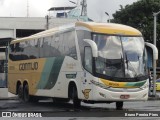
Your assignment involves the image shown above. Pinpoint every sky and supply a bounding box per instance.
[0,0,138,22]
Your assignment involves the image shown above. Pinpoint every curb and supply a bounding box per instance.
[0,96,18,100]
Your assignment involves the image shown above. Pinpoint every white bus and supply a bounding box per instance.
[8,22,158,109]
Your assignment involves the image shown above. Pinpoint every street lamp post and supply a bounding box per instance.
[153,11,160,46]
[105,12,110,23]
[153,11,160,96]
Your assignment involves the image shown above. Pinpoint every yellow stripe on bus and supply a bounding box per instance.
[100,78,135,88]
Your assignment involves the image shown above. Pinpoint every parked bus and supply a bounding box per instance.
[8,22,158,109]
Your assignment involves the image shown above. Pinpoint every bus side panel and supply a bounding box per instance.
[8,60,21,94]
[55,56,81,98]
[35,56,80,98]
[35,57,65,97]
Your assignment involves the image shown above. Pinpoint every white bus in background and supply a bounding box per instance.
[8,22,158,110]
[0,52,6,88]
[0,48,8,98]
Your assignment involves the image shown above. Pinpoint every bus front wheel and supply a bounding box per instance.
[70,86,81,108]
[18,85,23,102]
[116,102,123,110]
[23,84,30,102]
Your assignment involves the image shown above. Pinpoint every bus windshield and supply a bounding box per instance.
[93,34,147,79]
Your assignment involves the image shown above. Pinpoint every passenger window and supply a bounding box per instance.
[50,35,61,57]
[63,31,77,59]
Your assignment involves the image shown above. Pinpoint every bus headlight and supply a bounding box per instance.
[91,80,110,89]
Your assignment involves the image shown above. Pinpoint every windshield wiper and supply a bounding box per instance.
[120,37,126,78]
[125,52,129,69]
[120,53,125,78]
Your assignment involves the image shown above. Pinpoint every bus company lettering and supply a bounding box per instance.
[19,62,38,71]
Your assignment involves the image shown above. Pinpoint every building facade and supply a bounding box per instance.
[0,17,76,39]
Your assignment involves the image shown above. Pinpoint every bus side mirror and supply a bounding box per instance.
[145,42,158,60]
[83,39,98,57]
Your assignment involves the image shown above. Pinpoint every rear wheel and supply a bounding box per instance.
[71,86,81,108]
[116,102,123,110]
[23,84,30,102]
[23,84,39,102]
[18,85,24,102]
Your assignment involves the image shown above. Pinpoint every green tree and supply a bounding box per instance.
[112,0,160,50]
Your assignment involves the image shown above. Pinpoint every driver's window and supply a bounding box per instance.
[84,47,92,73]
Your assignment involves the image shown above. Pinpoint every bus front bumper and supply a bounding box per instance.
[93,86,148,101]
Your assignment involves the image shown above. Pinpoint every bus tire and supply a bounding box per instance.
[23,84,30,102]
[18,85,24,102]
[116,102,123,110]
[71,86,81,108]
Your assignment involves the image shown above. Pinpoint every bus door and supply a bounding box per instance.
[81,46,93,100]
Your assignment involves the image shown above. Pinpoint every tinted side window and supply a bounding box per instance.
[9,44,15,61]
[9,39,39,61]
[28,39,39,59]
[76,30,91,65]
[63,31,77,59]
[84,47,93,73]
[20,41,29,60]
[9,31,78,61]
[50,35,61,57]
[39,37,52,58]
[14,43,22,60]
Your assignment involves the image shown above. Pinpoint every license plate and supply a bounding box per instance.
[120,95,130,99]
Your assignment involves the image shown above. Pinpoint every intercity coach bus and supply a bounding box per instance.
[8,22,158,109]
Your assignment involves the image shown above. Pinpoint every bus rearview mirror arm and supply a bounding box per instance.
[83,39,98,57]
[145,42,158,97]
[145,42,158,60]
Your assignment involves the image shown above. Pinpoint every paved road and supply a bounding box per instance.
[0,98,159,111]
[0,92,160,120]
[0,100,160,119]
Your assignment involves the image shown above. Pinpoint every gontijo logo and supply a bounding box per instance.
[19,62,38,71]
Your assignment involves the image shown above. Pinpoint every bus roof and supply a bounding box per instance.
[75,22,142,36]
[11,23,75,44]
[11,21,142,44]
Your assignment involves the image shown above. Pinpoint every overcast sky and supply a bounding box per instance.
[0,0,137,22]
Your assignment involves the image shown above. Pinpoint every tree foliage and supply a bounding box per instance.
[112,0,160,48]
